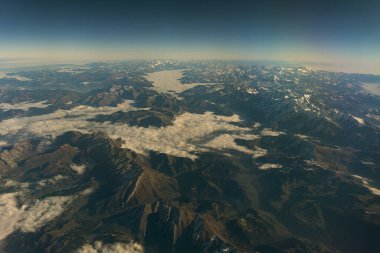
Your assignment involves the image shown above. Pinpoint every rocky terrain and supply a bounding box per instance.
[0,60,379,253]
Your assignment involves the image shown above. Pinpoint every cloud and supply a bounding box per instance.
[4,179,30,189]
[260,128,285,137]
[104,112,260,159]
[76,241,144,253]
[352,175,380,196]
[0,101,265,159]
[203,134,259,155]
[37,175,67,187]
[0,174,94,241]
[0,100,138,141]
[0,193,23,241]
[17,196,74,233]
[0,140,8,147]
[70,163,86,174]
[252,147,268,158]
[5,175,67,189]
[1,75,32,82]
[145,69,216,94]
[258,163,283,170]
[0,192,74,240]
[0,101,50,111]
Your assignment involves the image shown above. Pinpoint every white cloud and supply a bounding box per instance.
[0,174,95,241]
[260,128,285,137]
[0,193,23,241]
[252,123,262,128]
[4,179,30,189]
[37,175,67,187]
[0,140,8,147]
[17,196,74,233]
[103,112,260,159]
[351,115,365,125]
[76,241,144,253]
[352,175,380,196]
[0,101,265,159]
[4,175,67,189]
[145,70,216,94]
[252,147,268,158]
[0,101,50,111]
[294,134,309,139]
[70,163,87,174]
[80,186,97,196]
[203,134,259,155]
[56,67,87,74]
[0,100,138,140]
[0,192,74,240]
[258,163,283,170]
[3,75,32,81]
[0,71,7,78]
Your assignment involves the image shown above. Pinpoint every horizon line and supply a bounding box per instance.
[0,57,379,75]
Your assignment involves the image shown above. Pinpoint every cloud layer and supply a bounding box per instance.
[0,192,74,241]
[0,101,267,159]
[0,176,94,242]
[145,69,216,94]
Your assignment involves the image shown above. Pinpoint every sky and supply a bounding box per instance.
[0,0,380,73]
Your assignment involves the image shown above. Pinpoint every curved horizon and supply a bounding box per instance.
[1,0,379,74]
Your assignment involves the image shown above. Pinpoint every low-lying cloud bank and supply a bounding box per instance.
[0,100,138,142]
[104,112,261,159]
[0,177,94,242]
[0,192,74,241]
[145,69,217,94]
[0,100,278,159]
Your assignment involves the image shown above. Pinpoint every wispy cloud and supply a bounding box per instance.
[0,192,74,241]
[0,176,94,241]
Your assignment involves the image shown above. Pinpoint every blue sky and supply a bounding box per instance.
[0,0,379,73]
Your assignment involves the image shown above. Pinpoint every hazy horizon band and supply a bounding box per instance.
[1,0,379,74]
